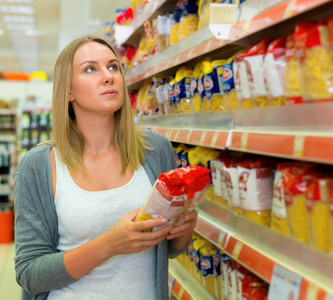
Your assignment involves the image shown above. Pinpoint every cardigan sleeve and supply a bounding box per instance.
[14,146,76,296]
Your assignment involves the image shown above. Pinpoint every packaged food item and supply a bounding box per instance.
[156,14,168,51]
[223,55,239,110]
[200,245,217,296]
[264,37,287,106]
[201,148,220,201]
[227,260,239,300]
[147,77,163,115]
[167,79,177,114]
[202,60,227,111]
[213,249,222,300]
[305,176,333,252]
[243,39,270,107]
[223,158,241,215]
[234,52,252,109]
[285,22,316,105]
[188,232,199,276]
[242,274,268,300]
[270,167,289,236]
[178,0,199,41]
[175,67,193,113]
[169,1,182,45]
[211,159,223,205]
[238,159,274,226]
[193,237,210,283]
[281,162,316,243]
[136,79,151,116]
[175,144,187,168]
[302,21,333,101]
[221,254,232,300]
[198,0,212,29]
[135,165,211,231]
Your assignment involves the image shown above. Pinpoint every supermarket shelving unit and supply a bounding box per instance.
[122,0,333,299]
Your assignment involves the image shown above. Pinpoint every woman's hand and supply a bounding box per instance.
[104,208,173,257]
[167,210,198,250]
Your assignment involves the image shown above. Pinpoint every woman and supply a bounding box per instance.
[14,35,197,300]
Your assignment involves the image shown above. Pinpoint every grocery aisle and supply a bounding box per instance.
[0,243,21,300]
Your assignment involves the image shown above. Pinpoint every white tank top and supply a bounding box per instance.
[48,148,156,300]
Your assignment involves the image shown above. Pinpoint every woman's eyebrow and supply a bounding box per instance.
[79,59,119,67]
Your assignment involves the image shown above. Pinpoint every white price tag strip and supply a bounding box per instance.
[293,135,305,157]
[211,132,219,147]
[306,283,319,300]
[217,231,227,248]
[174,130,180,142]
[241,132,249,150]
[268,265,302,300]
[243,17,252,33]
[186,130,192,142]
[232,241,243,259]
[200,132,207,145]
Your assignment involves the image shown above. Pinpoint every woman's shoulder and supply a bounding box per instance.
[16,144,52,174]
[143,130,171,149]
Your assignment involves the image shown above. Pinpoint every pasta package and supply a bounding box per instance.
[201,148,220,201]
[135,165,211,231]
[156,14,168,51]
[202,60,227,111]
[193,237,211,283]
[280,162,317,243]
[305,176,333,252]
[167,79,177,114]
[221,254,232,300]
[169,1,182,46]
[178,0,199,41]
[264,37,287,106]
[302,21,333,101]
[243,39,270,108]
[223,55,239,111]
[285,22,316,105]
[234,52,253,109]
[198,0,212,29]
[175,144,188,168]
[211,159,223,205]
[175,67,193,113]
[200,245,217,296]
[238,159,274,226]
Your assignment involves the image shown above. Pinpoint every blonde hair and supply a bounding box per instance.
[48,35,150,174]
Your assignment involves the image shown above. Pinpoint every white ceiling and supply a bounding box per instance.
[0,0,132,80]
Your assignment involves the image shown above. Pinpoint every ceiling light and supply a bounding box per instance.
[0,4,34,14]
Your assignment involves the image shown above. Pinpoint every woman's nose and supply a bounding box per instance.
[103,68,113,84]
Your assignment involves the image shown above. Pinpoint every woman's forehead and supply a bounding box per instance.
[73,42,117,64]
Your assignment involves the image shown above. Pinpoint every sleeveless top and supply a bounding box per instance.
[48,148,156,300]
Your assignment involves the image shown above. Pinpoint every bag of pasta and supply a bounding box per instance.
[148,77,163,115]
[233,52,252,109]
[169,1,182,45]
[302,21,333,101]
[202,60,227,111]
[198,0,212,29]
[223,55,239,110]
[156,14,168,52]
[167,78,177,114]
[280,162,317,243]
[243,39,270,108]
[175,67,193,114]
[285,22,316,105]
[238,159,274,227]
[305,175,333,252]
[135,165,211,231]
[178,0,199,41]
[264,37,287,106]
[270,165,289,236]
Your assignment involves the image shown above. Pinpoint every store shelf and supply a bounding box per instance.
[169,259,216,300]
[126,0,333,89]
[194,199,333,298]
[0,109,16,115]
[116,0,179,46]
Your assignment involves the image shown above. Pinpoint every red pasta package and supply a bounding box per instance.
[135,165,211,231]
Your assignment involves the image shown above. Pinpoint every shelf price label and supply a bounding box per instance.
[293,135,305,157]
[268,265,302,300]
[174,130,180,142]
[241,132,249,150]
[186,130,192,142]
[217,231,227,248]
[232,241,243,259]
[200,132,207,145]
[211,132,219,147]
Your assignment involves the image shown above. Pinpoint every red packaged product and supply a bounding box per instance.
[135,165,211,231]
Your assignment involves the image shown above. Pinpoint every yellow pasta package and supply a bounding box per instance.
[222,55,239,111]
[233,53,253,109]
[238,159,274,227]
[264,37,287,106]
[202,60,227,111]
[193,237,211,283]
[211,159,223,205]
[175,67,193,114]
[201,148,220,201]
[281,162,317,243]
[167,79,177,114]
[198,0,212,29]
[136,79,151,116]
[200,245,218,296]
[302,21,333,101]
[270,167,289,236]
[178,0,199,41]
[243,39,270,108]
[305,176,333,252]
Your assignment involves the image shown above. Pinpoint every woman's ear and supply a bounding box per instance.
[69,92,75,102]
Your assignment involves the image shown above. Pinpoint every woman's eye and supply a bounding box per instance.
[85,67,95,73]
[109,64,118,71]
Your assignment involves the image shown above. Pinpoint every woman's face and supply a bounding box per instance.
[69,41,124,116]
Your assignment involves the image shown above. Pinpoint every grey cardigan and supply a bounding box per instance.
[14,131,182,300]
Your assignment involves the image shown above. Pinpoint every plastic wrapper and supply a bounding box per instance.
[147,77,163,115]
[221,254,232,300]
[167,79,177,114]
[305,176,333,252]
[238,159,274,226]
[213,250,222,300]
[234,52,253,109]
[175,144,187,168]
[243,39,270,108]
[270,168,289,236]
[135,165,211,231]
[285,22,316,105]
[169,2,182,45]
[175,67,193,113]
[302,21,333,101]
[202,60,227,111]
[200,245,217,296]
[162,77,173,115]
[193,237,210,283]
[157,14,168,51]
[280,162,316,243]
[242,274,268,300]
[211,159,223,205]
[264,37,286,106]
[136,79,151,116]
[223,55,239,110]
[201,148,220,201]
[178,1,198,41]
[198,0,212,29]
[223,158,241,215]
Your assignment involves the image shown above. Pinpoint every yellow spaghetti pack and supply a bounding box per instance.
[202,60,227,111]
[175,67,193,113]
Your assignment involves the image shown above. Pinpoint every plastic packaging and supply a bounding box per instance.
[264,37,286,106]
[222,55,239,110]
[175,67,193,113]
[178,0,199,41]
[200,245,217,296]
[135,165,211,231]
[238,159,274,227]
